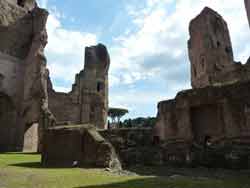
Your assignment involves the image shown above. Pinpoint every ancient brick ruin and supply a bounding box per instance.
[0,0,109,153]
[47,44,110,129]
[1,0,250,170]
[188,7,250,89]
[0,0,54,152]
[154,7,250,168]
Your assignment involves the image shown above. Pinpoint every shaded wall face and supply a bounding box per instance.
[0,93,22,151]
[0,1,50,152]
[48,93,81,124]
[191,104,224,143]
[0,53,24,151]
[42,129,82,166]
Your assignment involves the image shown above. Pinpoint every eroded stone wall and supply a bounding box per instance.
[188,7,234,89]
[100,128,156,166]
[154,6,250,168]
[188,7,250,89]
[0,0,52,152]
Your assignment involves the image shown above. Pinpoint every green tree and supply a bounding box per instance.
[108,108,129,128]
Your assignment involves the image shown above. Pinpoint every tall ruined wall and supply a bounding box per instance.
[188,7,234,88]
[188,7,250,89]
[157,7,250,142]
[48,43,110,129]
[154,6,250,168]
[0,0,52,152]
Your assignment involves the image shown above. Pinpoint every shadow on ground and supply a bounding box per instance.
[9,161,104,170]
[72,176,249,188]
[125,166,250,179]
[0,152,39,155]
[9,162,83,169]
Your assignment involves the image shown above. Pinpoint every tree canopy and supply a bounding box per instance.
[108,107,129,123]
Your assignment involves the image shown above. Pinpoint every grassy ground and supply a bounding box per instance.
[0,153,250,188]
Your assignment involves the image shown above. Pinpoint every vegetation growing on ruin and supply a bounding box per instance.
[0,153,250,188]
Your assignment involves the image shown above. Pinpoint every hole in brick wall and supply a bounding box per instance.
[217,41,221,47]
[153,136,160,145]
[17,0,25,7]
[201,56,205,70]
[97,82,102,92]
[225,46,232,54]
[193,67,197,78]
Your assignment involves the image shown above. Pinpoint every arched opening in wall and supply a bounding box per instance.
[17,0,25,7]
[0,93,16,152]
[23,123,39,152]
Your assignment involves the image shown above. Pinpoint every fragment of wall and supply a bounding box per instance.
[188,7,235,89]
[155,81,250,142]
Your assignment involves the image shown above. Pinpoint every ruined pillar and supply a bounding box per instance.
[188,7,234,89]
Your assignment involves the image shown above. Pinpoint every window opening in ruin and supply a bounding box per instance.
[217,41,221,48]
[153,136,160,145]
[17,0,25,7]
[97,82,102,92]
[193,67,197,77]
[204,135,211,149]
[225,46,231,54]
[201,56,205,70]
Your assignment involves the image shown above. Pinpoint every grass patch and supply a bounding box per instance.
[0,153,250,188]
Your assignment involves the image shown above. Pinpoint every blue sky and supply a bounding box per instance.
[37,0,250,119]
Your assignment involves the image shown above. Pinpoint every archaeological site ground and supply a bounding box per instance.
[1,0,250,187]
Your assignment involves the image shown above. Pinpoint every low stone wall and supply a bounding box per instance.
[100,128,250,169]
[99,128,163,166]
[42,124,121,170]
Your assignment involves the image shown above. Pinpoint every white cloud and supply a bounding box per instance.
[44,11,98,91]
[109,0,250,88]
[107,0,250,116]
[46,14,97,55]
